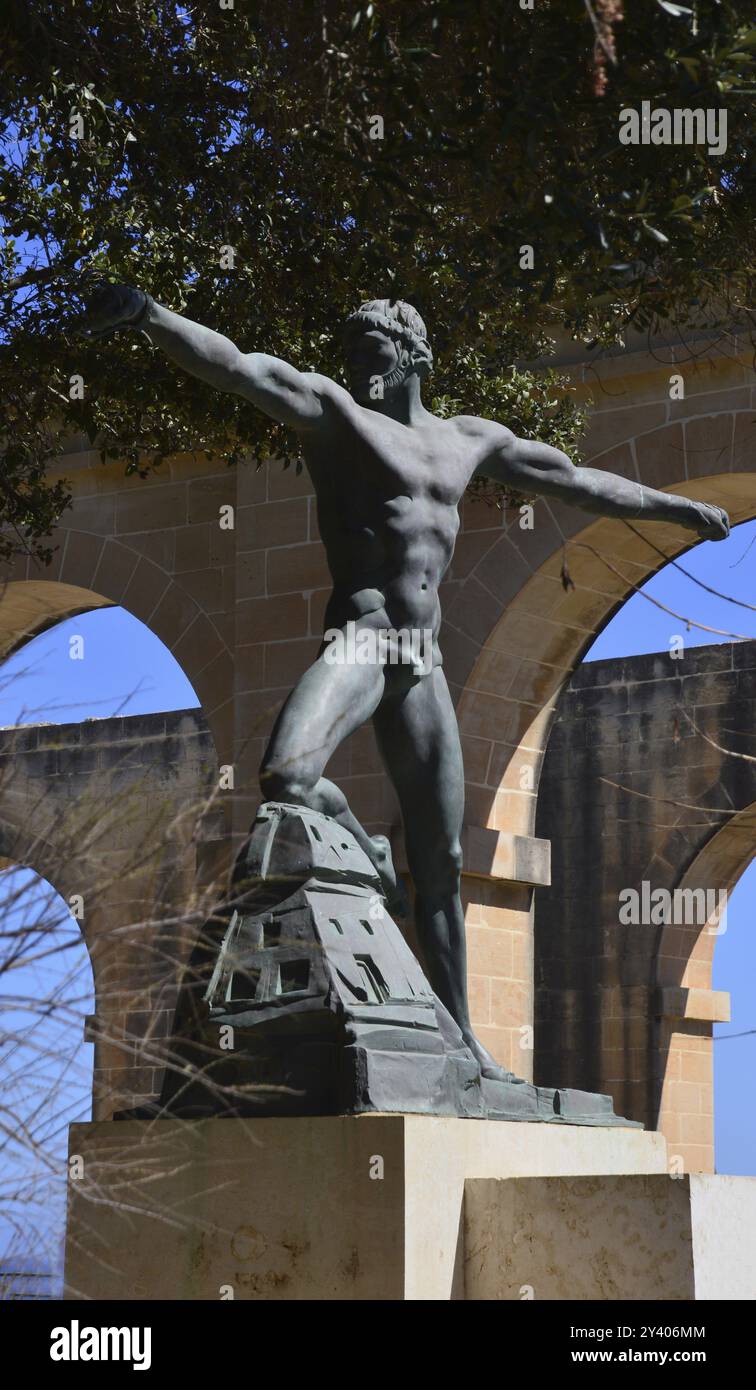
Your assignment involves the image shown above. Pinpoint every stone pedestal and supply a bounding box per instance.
[64,1115,667,1300]
[465,1173,756,1300]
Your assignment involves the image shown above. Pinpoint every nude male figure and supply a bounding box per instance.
[85,287,730,1080]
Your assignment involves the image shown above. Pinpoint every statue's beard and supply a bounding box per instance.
[381,360,409,391]
[349,343,415,398]
[349,363,408,399]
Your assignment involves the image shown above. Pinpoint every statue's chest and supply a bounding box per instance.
[343,419,464,507]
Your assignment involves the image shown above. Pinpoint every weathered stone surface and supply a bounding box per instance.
[64,1114,668,1300]
[535,639,756,1170]
[464,1172,756,1301]
[0,708,219,1119]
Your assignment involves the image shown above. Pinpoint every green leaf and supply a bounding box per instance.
[655,1,693,16]
[641,221,670,245]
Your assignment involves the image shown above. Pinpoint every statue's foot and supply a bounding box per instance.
[369,834,410,919]
[462,1027,527,1084]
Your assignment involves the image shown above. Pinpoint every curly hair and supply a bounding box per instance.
[343,298,433,372]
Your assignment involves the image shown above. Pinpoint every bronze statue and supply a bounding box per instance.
[85,286,729,1086]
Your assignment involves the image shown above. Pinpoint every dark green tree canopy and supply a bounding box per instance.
[1,0,754,560]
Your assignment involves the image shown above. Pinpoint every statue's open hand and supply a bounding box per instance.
[692,502,730,542]
[81,283,149,339]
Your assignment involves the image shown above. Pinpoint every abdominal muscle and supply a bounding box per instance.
[320,533,448,679]
[321,536,447,650]
[321,496,455,612]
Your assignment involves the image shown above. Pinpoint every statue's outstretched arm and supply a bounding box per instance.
[83,284,343,431]
[475,430,730,541]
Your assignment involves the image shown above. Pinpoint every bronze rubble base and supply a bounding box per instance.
[119,803,640,1128]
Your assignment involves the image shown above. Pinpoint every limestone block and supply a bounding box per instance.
[464,1172,756,1300]
[64,1114,667,1301]
[658,986,731,1023]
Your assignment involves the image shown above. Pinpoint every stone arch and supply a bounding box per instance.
[657,802,756,994]
[442,398,754,1077]
[450,412,755,838]
[0,826,94,1021]
[0,708,219,1120]
[3,528,232,763]
[655,802,756,1162]
[0,544,228,1117]
[0,811,80,903]
[0,774,151,1123]
[0,810,98,1122]
[533,630,756,1168]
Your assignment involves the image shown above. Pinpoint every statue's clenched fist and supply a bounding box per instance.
[690,501,730,542]
[82,283,151,339]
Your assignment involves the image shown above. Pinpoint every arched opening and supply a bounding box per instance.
[455,472,756,840]
[0,863,94,1299]
[0,565,232,764]
[0,593,221,1175]
[450,448,756,1081]
[0,605,199,725]
[653,802,756,1175]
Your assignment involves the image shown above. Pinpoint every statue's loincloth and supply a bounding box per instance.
[319,586,442,687]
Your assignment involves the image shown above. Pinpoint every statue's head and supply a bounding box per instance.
[342,299,433,402]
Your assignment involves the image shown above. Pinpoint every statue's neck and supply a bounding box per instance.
[370,374,431,427]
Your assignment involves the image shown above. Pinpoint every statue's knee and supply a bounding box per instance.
[259,756,310,805]
[412,838,463,897]
[443,840,464,888]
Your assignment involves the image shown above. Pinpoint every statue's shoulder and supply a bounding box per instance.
[449,413,514,446]
[448,415,518,483]
[306,370,348,396]
[306,371,356,416]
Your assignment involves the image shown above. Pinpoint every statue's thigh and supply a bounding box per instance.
[263,648,385,775]
[374,669,464,837]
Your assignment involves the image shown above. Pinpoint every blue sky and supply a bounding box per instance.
[0,606,199,727]
[0,869,94,1287]
[586,520,756,661]
[0,517,753,1279]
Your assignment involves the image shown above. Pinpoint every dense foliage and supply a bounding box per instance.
[1,1,754,558]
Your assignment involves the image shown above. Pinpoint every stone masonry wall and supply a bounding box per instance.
[0,709,217,1118]
[535,640,756,1171]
